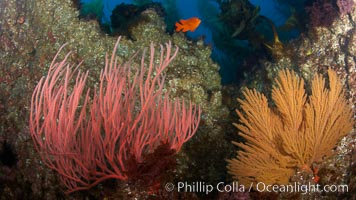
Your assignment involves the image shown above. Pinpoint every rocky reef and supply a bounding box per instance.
[0,0,354,199]
[224,1,355,199]
[0,0,230,199]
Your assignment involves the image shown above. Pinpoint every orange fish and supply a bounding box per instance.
[175,17,201,32]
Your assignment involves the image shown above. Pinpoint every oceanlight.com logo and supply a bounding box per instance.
[255,182,349,194]
[164,181,349,195]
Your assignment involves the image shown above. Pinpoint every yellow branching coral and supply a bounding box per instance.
[227,69,354,187]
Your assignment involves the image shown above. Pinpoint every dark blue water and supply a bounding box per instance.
[80,0,299,84]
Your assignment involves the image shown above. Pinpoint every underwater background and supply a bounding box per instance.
[0,0,355,199]
[79,0,301,85]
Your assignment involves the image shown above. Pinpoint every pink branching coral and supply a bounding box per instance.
[29,37,201,194]
[337,0,355,16]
